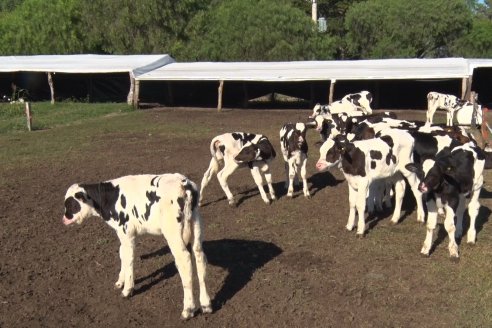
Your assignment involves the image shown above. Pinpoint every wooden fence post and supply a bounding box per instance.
[133,80,140,109]
[47,72,55,104]
[328,79,336,104]
[25,102,32,131]
[127,72,134,106]
[218,80,224,112]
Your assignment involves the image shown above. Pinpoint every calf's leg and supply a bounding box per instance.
[443,204,459,259]
[250,165,271,204]
[421,200,438,256]
[191,211,212,314]
[300,156,310,199]
[116,231,136,297]
[216,161,238,205]
[199,157,219,206]
[165,229,196,319]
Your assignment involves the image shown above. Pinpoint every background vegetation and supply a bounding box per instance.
[0,0,490,60]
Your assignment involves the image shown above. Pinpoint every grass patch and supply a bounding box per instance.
[0,101,133,133]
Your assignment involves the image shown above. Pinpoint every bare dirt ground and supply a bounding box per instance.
[1,107,492,327]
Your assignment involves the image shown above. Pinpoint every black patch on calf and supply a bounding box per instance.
[379,135,394,149]
[64,196,81,219]
[370,150,382,160]
[118,211,130,228]
[80,182,120,222]
[132,205,139,219]
[232,132,256,144]
[183,182,199,209]
[176,197,185,222]
[386,149,396,165]
[371,161,376,169]
[257,137,276,160]
[349,94,362,107]
[144,191,161,221]
[120,194,126,209]
[151,176,160,187]
[341,145,366,177]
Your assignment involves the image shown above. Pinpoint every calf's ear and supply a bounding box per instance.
[405,163,420,174]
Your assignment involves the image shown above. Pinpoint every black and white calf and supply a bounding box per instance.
[199,132,277,206]
[309,91,373,118]
[341,90,373,114]
[311,111,398,142]
[426,91,482,126]
[62,173,212,319]
[280,122,311,198]
[315,129,422,235]
[406,143,485,259]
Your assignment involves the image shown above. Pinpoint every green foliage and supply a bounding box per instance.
[0,0,86,55]
[78,0,211,54]
[451,17,492,57]
[0,0,488,59]
[178,0,336,61]
[345,0,473,58]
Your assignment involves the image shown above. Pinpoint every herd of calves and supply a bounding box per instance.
[61,90,489,319]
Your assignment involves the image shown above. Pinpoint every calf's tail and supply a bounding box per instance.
[181,178,198,245]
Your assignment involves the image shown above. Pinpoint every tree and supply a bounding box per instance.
[344,0,473,59]
[178,0,337,61]
[448,0,492,58]
[0,0,85,55]
[78,0,211,54]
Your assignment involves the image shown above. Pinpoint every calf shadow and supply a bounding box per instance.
[308,171,344,196]
[135,239,282,311]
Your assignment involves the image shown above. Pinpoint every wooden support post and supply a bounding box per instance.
[461,76,472,100]
[47,72,55,104]
[25,102,32,131]
[127,72,135,105]
[471,91,479,126]
[133,80,140,109]
[328,79,336,104]
[218,80,224,112]
[242,82,248,108]
[310,83,315,108]
[167,82,174,106]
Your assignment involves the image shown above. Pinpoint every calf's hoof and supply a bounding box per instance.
[356,233,365,239]
[181,308,197,320]
[228,198,236,207]
[121,288,134,298]
[449,255,460,263]
[201,305,213,314]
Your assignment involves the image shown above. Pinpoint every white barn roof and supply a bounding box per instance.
[136,58,492,82]
[0,54,175,75]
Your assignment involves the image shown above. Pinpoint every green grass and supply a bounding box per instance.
[0,101,134,133]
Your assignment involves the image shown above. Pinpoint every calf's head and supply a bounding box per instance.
[62,184,98,225]
[315,135,349,171]
[234,138,276,163]
[405,158,454,193]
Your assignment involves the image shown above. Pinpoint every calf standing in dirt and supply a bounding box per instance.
[280,122,312,198]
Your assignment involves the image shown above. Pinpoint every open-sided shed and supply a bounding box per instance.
[135,58,492,110]
[0,54,175,103]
